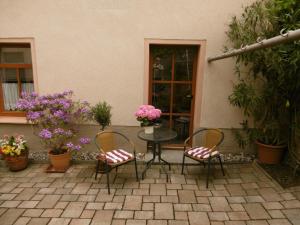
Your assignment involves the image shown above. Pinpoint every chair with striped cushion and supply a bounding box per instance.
[181,128,225,188]
[95,131,138,194]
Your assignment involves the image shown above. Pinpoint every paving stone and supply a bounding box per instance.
[262,202,283,210]
[86,202,104,210]
[209,197,231,211]
[142,202,153,210]
[55,201,69,209]
[267,219,292,225]
[150,184,166,195]
[282,209,300,225]
[225,221,246,225]
[0,182,19,193]
[47,218,71,225]
[208,212,229,221]
[227,212,250,220]
[125,220,146,225]
[69,218,91,225]
[0,208,6,217]
[134,210,153,219]
[244,196,265,203]
[27,218,50,225]
[123,196,142,210]
[114,210,134,219]
[155,203,173,219]
[230,204,245,211]
[91,210,114,225]
[243,203,270,219]
[178,190,197,203]
[143,196,160,202]
[14,217,31,225]
[104,202,123,210]
[111,219,126,225]
[60,194,79,202]
[245,220,269,225]
[23,209,44,217]
[41,209,63,217]
[192,203,212,211]
[175,211,188,220]
[173,203,192,211]
[161,195,178,203]
[188,212,210,225]
[0,208,25,225]
[281,200,300,208]
[71,183,92,194]
[0,193,17,200]
[132,189,149,196]
[15,188,39,201]
[195,190,212,196]
[95,193,114,202]
[212,190,231,196]
[258,188,283,202]
[80,209,95,219]
[78,194,96,202]
[268,209,286,219]
[17,200,39,208]
[147,220,167,225]
[168,220,189,225]
[281,192,296,200]
[38,187,56,194]
[227,197,246,204]
[36,195,61,208]
[61,202,86,218]
[0,200,21,208]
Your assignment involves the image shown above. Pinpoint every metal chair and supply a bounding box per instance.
[181,128,225,188]
[94,131,139,194]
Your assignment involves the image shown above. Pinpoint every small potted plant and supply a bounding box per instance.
[92,101,112,131]
[0,135,29,171]
[135,105,161,134]
[17,90,92,171]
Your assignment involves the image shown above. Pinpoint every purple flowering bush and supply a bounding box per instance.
[17,90,92,155]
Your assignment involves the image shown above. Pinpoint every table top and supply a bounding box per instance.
[137,127,177,143]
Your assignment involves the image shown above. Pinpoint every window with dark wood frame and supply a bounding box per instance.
[0,43,34,116]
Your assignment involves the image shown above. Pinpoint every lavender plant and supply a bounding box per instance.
[17,90,92,155]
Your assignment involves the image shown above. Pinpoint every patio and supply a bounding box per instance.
[0,162,299,225]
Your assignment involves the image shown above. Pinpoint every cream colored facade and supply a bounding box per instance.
[0,0,258,156]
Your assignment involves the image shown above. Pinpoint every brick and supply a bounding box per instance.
[91,210,114,225]
[188,212,210,225]
[178,190,197,203]
[47,218,70,225]
[155,203,173,219]
[61,202,86,218]
[0,209,25,225]
[243,203,270,219]
[123,196,142,210]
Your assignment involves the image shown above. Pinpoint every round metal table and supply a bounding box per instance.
[137,128,177,181]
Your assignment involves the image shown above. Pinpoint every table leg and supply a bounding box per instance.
[141,142,156,179]
[158,144,170,182]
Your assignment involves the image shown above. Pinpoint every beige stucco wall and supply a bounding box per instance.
[0,0,256,129]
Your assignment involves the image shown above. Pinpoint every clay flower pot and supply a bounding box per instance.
[256,141,286,164]
[5,151,29,171]
[48,150,71,171]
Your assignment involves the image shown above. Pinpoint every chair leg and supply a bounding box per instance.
[95,160,100,180]
[181,154,186,174]
[105,163,110,194]
[134,158,139,181]
[218,155,225,176]
[206,157,211,188]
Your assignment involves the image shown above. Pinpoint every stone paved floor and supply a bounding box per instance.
[0,162,299,225]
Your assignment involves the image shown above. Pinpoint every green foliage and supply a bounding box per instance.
[227,0,300,147]
[92,101,112,131]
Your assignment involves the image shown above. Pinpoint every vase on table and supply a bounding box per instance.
[144,126,154,134]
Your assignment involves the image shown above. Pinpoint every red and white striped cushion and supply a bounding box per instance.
[98,149,134,164]
[185,146,219,159]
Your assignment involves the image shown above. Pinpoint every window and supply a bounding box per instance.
[0,43,34,116]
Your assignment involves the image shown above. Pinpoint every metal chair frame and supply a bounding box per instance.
[181,128,225,188]
[94,131,139,194]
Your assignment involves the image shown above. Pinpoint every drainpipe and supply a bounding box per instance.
[207,29,300,63]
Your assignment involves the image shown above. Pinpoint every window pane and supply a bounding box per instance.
[152,83,170,113]
[174,47,197,81]
[0,45,32,64]
[151,46,172,81]
[0,68,19,111]
[173,116,190,141]
[173,84,192,113]
[20,68,34,94]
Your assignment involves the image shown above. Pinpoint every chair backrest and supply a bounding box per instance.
[185,128,224,149]
[94,131,134,153]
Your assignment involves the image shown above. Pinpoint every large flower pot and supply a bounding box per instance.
[256,141,286,164]
[48,151,71,171]
[5,152,29,171]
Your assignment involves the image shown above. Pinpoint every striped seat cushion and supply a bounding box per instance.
[185,146,219,159]
[97,149,134,164]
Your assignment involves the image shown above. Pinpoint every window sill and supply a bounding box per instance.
[0,116,28,124]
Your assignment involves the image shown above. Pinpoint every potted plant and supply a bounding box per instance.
[0,135,29,171]
[226,0,300,164]
[92,101,112,131]
[134,105,161,134]
[17,90,91,171]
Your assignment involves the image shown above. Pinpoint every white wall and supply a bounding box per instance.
[0,0,256,128]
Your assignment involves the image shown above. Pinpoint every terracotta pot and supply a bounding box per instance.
[5,152,29,171]
[256,141,286,164]
[48,150,71,171]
